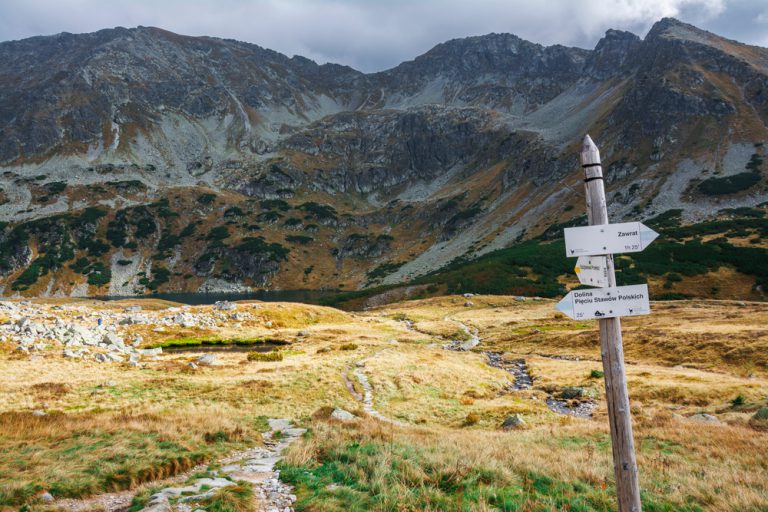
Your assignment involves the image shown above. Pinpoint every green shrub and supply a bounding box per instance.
[285,235,313,245]
[197,193,216,205]
[697,172,761,196]
[70,257,91,273]
[260,199,290,211]
[589,370,604,379]
[87,269,111,286]
[247,351,283,362]
[224,206,245,218]
[367,261,405,279]
[206,226,230,241]
[338,343,358,351]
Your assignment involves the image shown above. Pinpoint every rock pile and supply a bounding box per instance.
[0,301,159,365]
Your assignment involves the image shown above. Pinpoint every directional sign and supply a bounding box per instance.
[564,222,658,257]
[575,256,609,287]
[555,284,650,320]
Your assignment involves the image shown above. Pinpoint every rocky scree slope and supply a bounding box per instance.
[0,18,766,296]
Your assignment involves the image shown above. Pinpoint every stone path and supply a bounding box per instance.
[55,419,304,512]
[141,418,304,512]
[352,361,405,426]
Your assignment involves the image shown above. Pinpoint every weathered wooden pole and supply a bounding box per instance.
[580,134,642,512]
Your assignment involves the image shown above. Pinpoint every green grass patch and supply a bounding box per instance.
[247,351,284,362]
[197,481,254,512]
[278,423,695,512]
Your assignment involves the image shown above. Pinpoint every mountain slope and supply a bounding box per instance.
[0,18,766,298]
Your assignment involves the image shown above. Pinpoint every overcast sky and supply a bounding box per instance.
[0,0,766,72]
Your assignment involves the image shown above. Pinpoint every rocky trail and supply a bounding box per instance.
[54,419,304,512]
[443,317,596,418]
[352,360,405,426]
[485,351,533,390]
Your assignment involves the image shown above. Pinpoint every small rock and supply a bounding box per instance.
[32,410,46,417]
[215,301,237,311]
[464,301,474,307]
[688,413,721,424]
[40,492,54,503]
[197,354,217,365]
[501,414,525,430]
[559,387,585,400]
[188,362,199,370]
[297,330,309,337]
[330,408,356,421]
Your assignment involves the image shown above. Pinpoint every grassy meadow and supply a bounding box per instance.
[0,296,766,511]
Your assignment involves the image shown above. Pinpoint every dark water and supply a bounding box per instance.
[163,341,284,353]
[91,289,337,305]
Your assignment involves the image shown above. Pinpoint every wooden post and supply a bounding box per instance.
[580,135,642,512]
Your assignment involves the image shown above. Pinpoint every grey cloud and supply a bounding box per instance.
[0,0,765,72]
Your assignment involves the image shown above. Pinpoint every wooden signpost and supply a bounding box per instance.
[559,135,649,511]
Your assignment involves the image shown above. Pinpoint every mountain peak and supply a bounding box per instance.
[646,17,719,45]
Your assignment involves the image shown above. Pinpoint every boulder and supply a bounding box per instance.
[40,492,54,503]
[501,414,525,430]
[331,408,357,421]
[103,333,125,348]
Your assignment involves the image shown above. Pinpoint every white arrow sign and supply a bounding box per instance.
[575,256,609,287]
[555,284,651,320]
[564,222,658,257]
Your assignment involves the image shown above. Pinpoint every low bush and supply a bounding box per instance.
[247,351,283,362]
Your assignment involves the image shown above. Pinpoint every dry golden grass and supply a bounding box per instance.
[1,296,767,509]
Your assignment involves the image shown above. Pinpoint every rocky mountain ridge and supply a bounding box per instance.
[0,18,766,297]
